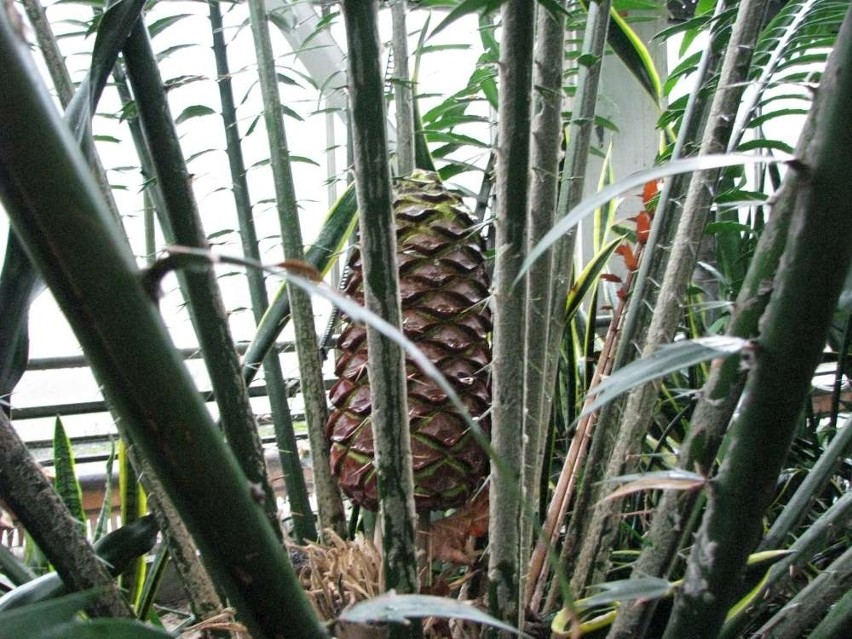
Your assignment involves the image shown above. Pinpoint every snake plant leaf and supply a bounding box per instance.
[564,235,624,323]
[92,440,116,543]
[579,336,749,419]
[339,591,534,638]
[602,2,663,106]
[52,416,86,533]
[518,153,790,281]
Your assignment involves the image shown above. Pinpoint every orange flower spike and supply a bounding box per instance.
[615,243,638,271]
[642,179,660,209]
[635,210,652,245]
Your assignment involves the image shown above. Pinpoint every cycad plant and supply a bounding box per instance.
[1,1,851,638]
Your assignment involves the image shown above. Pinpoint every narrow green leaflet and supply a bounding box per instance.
[339,591,533,638]
[577,576,676,610]
[601,469,707,502]
[579,336,749,419]
[518,154,790,281]
[429,0,505,38]
[552,577,675,634]
[174,105,216,125]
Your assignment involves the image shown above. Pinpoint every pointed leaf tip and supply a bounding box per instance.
[580,336,749,419]
[339,591,534,638]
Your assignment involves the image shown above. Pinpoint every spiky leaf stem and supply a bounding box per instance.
[391,0,415,175]
[808,579,852,638]
[565,9,730,581]
[341,0,419,596]
[662,8,852,636]
[752,502,852,638]
[613,0,732,368]
[236,3,330,542]
[570,0,766,595]
[20,0,73,104]
[609,68,818,639]
[0,14,326,637]
[522,0,566,558]
[121,20,283,536]
[249,0,347,540]
[533,0,611,600]
[489,0,535,629]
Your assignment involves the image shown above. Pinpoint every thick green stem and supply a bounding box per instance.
[391,0,414,175]
[488,0,535,630]
[663,8,852,636]
[121,20,282,538]
[522,0,566,559]
[536,0,613,593]
[571,0,765,596]
[608,148,801,639]
[341,0,419,596]
[0,13,326,637]
[608,33,821,639]
[248,0,343,542]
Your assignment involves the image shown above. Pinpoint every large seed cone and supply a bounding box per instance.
[326,171,491,511]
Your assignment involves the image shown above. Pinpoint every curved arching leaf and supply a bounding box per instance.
[339,591,534,638]
[517,153,790,282]
[579,335,749,419]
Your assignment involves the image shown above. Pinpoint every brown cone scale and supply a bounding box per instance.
[326,171,491,511]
